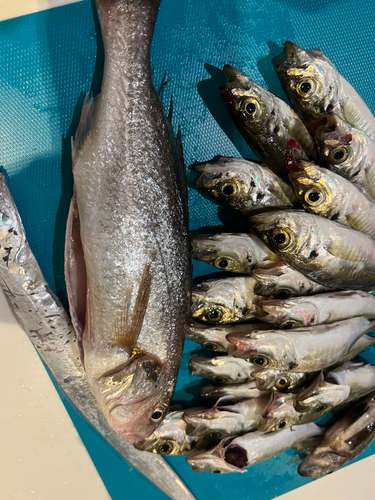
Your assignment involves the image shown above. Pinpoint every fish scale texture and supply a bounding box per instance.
[1,0,375,499]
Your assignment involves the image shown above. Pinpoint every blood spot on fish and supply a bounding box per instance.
[309,249,318,259]
[224,445,247,468]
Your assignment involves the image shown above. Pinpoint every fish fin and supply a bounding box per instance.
[72,93,96,164]
[326,234,366,263]
[111,263,153,355]
[341,80,375,141]
[292,435,323,455]
[64,193,87,363]
[157,75,189,230]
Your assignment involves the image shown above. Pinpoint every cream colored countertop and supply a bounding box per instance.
[0,0,81,22]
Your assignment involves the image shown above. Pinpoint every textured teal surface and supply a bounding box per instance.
[1,1,375,499]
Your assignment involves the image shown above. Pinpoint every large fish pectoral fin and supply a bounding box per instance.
[72,93,96,164]
[327,234,367,263]
[111,263,153,356]
[64,193,87,363]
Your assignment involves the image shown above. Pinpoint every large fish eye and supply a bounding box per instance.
[213,256,234,271]
[219,181,238,198]
[276,376,291,391]
[212,376,226,385]
[274,289,292,300]
[271,230,291,248]
[329,146,349,164]
[304,189,324,206]
[204,307,224,323]
[250,354,270,368]
[296,78,315,97]
[151,408,165,422]
[157,441,174,455]
[242,97,262,118]
[202,342,219,351]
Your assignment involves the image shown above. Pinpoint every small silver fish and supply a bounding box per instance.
[298,392,375,479]
[220,65,318,176]
[227,317,375,372]
[189,355,255,384]
[184,395,269,439]
[252,264,330,299]
[194,157,296,215]
[134,410,208,456]
[274,41,375,139]
[190,276,260,324]
[186,321,271,353]
[0,173,195,500]
[326,362,375,404]
[249,210,375,289]
[186,423,324,473]
[251,368,311,392]
[190,233,280,273]
[257,291,375,328]
[289,158,375,239]
[294,371,351,413]
[200,380,269,402]
[314,114,375,199]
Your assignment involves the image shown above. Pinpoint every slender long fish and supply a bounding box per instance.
[65,0,191,442]
[0,172,195,500]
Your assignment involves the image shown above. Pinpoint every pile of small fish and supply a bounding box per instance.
[135,41,375,479]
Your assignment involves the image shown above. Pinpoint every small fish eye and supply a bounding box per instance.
[271,230,290,248]
[211,469,222,474]
[158,442,172,454]
[276,377,290,390]
[151,409,164,421]
[251,355,269,367]
[202,342,218,351]
[282,321,295,330]
[243,97,260,117]
[275,289,291,300]
[329,146,349,164]
[316,404,326,412]
[208,431,222,439]
[246,102,256,114]
[305,190,322,204]
[278,420,286,429]
[212,376,226,385]
[214,255,234,271]
[218,259,228,268]
[220,182,237,198]
[297,78,314,96]
[205,307,224,323]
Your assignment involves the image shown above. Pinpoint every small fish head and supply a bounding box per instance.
[188,355,238,384]
[249,210,319,263]
[253,265,297,299]
[259,298,319,328]
[274,41,337,122]
[95,354,171,442]
[298,450,349,479]
[185,320,228,352]
[194,159,261,213]
[252,368,305,392]
[221,65,268,133]
[184,406,242,439]
[314,114,356,171]
[295,372,350,413]
[257,392,296,432]
[133,411,190,455]
[186,443,245,474]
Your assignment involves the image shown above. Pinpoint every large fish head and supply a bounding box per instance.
[298,450,349,479]
[185,320,229,352]
[190,233,253,273]
[184,405,243,439]
[227,331,297,370]
[257,391,297,432]
[258,297,320,328]
[220,65,269,133]
[194,158,262,213]
[249,210,319,263]
[94,354,172,442]
[314,113,356,169]
[288,160,337,219]
[186,442,245,474]
[274,41,338,123]
[294,372,350,413]
[134,411,192,455]
[252,368,307,392]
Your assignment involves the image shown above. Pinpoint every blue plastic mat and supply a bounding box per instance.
[1,1,375,499]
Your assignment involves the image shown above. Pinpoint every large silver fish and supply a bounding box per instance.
[274,41,375,139]
[298,392,375,479]
[249,210,375,289]
[0,173,195,500]
[194,157,296,214]
[289,158,375,239]
[64,0,191,442]
[186,423,324,473]
[189,355,255,384]
[252,263,330,299]
[190,276,260,324]
[257,291,375,328]
[190,233,280,273]
[226,317,375,372]
[220,65,318,176]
